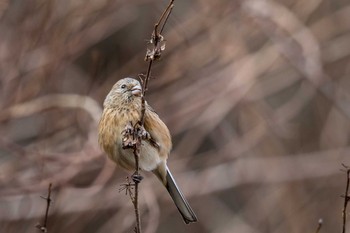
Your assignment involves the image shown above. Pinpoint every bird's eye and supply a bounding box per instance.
[121,84,126,89]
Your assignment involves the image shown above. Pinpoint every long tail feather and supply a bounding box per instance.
[165,167,198,224]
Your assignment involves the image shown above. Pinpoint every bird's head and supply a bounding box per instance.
[103,77,142,108]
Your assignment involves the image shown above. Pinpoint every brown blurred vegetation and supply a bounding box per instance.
[1,0,350,232]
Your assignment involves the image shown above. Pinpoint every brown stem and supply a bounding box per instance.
[314,219,323,233]
[133,146,141,233]
[159,1,174,34]
[342,164,350,233]
[131,1,175,232]
[43,183,52,228]
[140,59,153,126]
[36,183,52,232]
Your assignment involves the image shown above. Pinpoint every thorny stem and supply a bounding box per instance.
[341,164,350,233]
[44,183,52,228]
[133,146,141,233]
[36,183,52,232]
[130,1,175,233]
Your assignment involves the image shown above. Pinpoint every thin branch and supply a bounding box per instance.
[35,183,53,233]
[314,218,323,233]
[144,0,174,62]
[121,1,175,233]
[132,146,142,233]
[341,164,350,233]
[140,59,153,126]
[119,176,140,233]
[140,0,174,123]
[0,94,102,123]
[158,0,175,34]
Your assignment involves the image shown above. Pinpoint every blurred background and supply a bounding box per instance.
[1,0,350,232]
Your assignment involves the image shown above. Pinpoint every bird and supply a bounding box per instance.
[98,77,198,224]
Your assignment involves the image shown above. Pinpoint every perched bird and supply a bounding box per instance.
[98,77,197,224]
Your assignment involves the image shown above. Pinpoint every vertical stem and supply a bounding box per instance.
[134,181,141,233]
[342,168,350,233]
[36,183,52,232]
[43,183,52,228]
[314,219,323,233]
[133,145,141,233]
[140,60,153,126]
[130,1,175,232]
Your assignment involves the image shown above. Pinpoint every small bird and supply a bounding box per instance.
[98,77,197,224]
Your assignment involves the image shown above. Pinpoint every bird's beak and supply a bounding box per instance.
[131,84,142,96]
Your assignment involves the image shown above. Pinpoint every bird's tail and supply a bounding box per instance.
[164,167,198,224]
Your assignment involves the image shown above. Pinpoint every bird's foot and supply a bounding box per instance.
[136,123,151,141]
[135,122,161,149]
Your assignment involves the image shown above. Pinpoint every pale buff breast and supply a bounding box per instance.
[98,104,166,172]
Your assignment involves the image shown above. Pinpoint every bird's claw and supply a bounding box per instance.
[121,122,152,149]
[137,124,151,140]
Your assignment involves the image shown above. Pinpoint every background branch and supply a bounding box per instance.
[1,0,350,232]
[314,219,323,233]
[341,164,350,233]
[35,183,52,233]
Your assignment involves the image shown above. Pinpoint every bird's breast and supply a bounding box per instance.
[99,105,155,171]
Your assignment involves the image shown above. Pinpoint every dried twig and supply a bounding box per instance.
[119,177,135,201]
[144,0,174,63]
[120,1,175,233]
[341,164,350,233]
[35,183,53,233]
[314,218,323,233]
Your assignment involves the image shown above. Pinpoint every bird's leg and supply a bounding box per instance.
[135,121,161,150]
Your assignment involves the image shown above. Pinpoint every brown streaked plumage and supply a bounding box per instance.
[98,77,197,224]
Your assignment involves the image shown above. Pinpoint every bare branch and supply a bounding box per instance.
[35,183,53,233]
[121,1,175,232]
[314,218,323,233]
[341,164,350,233]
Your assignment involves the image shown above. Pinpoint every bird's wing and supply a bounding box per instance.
[143,102,172,154]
